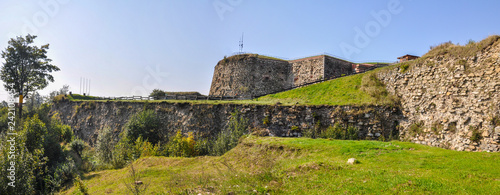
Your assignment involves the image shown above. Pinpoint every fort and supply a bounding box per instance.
[209,54,386,98]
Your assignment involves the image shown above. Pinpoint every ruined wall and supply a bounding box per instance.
[324,55,354,78]
[51,101,403,146]
[290,56,325,86]
[377,40,500,152]
[209,54,291,97]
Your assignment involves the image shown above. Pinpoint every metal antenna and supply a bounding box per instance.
[239,32,244,54]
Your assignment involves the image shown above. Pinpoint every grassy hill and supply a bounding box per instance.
[255,71,399,106]
[60,136,499,194]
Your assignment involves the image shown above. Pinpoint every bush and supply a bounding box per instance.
[210,111,248,156]
[96,128,115,164]
[469,126,482,143]
[22,114,48,153]
[409,121,424,136]
[125,109,161,144]
[168,131,197,157]
[399,63,410,72]
[70,139,86,159]
[319,123,359,140]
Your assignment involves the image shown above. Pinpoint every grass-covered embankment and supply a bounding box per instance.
[60,136,500,194]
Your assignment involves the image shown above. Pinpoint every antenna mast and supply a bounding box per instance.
[239,32,244,54]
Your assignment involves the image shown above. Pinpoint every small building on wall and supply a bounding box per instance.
[397,54,420,62]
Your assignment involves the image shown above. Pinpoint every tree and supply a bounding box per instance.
[1,34,60,118]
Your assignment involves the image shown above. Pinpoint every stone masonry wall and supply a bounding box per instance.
[324,55,354,78]
[209,55,291,98]
[51,101,403,146]
[377,40,500,152]
[290,56,325,86]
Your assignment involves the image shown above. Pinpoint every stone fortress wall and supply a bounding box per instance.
[377,40,500,152]
[209,54,355,97]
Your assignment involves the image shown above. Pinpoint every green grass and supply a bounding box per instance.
[59,136,500,194]
[256,71,397,106]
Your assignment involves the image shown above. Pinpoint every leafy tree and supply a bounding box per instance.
[149,89,165,99]
[0,34,60,118]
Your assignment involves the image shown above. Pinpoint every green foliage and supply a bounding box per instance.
[150,89,166,99]
[74,176,89,195]
[0,137,38,194]
[125,109,161,144]
[469,126,482,142]
[1,34,60,118]
[96,128,115,164]
[70,139,86,158]
[211,110,249,156]
[399,62,410,72]
[167,131,197,157]
[448,122,457,133]
[133,137,161,158]
[22,114,47,153]
[111,136,133,169]
[431,122,444,135]
[409,121,424,136]
[305,123,359,140]
[262,116,270,126]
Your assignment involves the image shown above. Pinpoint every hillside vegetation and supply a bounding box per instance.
[60,136,500,194]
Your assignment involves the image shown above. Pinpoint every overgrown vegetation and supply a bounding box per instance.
[60,136,500,194]
[303,123,359,140]
[409,121,424,137]
[0,108,80,194]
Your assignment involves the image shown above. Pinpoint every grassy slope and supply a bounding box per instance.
[256,73,372,106]
[60,136,500,194]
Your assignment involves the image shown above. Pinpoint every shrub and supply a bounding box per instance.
[96,128,115,164]
[168,131,197,157]
[70,139,86,159]
[111,135,134,169]
[469,126,482,142]
[210,110,248,156]
[399,63,410,72]
[133,137,161,158]
[409,121,424,136]
[262,116,270,126]
[74,176,89,195]
[319,123,358,140]
[22,114,48,153]
[431,122,444,135]
[125,109,161,144]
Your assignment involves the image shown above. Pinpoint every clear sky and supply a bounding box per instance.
[0,0,499,100]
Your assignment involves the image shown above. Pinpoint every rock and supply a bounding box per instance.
[495,126,500,133]
[347,158,358,165]
[482,131,490,137]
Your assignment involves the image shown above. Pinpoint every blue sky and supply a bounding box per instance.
[0,0,499,99]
